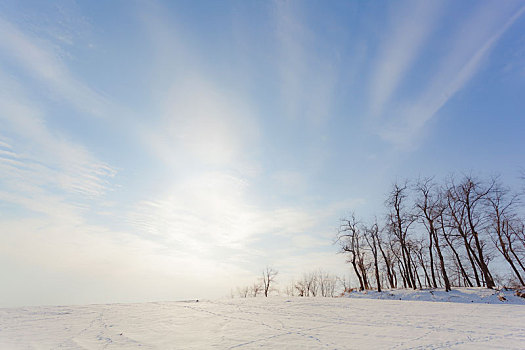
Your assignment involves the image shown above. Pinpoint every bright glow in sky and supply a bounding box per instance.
[1,0,524,307]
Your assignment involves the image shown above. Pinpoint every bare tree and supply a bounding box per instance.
[408,239,424,289]
[295,279,306,296]
[509,220,525,276]
[337,275,350,294]
[440,209,474,287]
[251,282,262,297]
[318,270,337,297]
[377,229,396,288]
[446,183,481,286]
[327,173,525,294]
[237,286,249,298]
[363,222,382,292]
[514,220,525,257]
[447,176,495,288]
[262,266,278,297]
[487,182,525,285]
[337,215,366,290]
[283,281,296,297]
[304,271,319,296]
[415,178,451,291]
[386,181,417,289]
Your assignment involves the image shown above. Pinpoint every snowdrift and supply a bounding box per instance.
[345,287,525,304]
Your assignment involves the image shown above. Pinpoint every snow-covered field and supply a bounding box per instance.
[1,292,525,349]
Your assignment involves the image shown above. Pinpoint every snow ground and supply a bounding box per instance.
[1,294,525,349]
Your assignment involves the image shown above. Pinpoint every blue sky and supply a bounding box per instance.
[0,0,524,306]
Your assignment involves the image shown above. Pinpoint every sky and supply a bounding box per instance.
[0,0,524,307]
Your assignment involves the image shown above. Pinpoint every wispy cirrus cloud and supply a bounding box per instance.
[137,2,260,173]
[273,0,339,125]
[122,172,361,298]
[373,1,525,148]
[0,81,249,305]
[368,0,444,117]
[126,171,322,253]
[0,78,115,201]
[129,2,363,280]
[0,71,134,308]
[0,16,110,117]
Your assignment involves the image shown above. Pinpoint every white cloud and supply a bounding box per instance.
[0,16,111,117]
[0,74,117,298]
[273,251,350,283]
[0,213,254,306]
[0,81,116,199]
[125,170,361,284]
[126,171,323,253]
[376,2,525,148]
[145,77,259,170]
[137,4,260,173]
[273,0,338,125]
[291,234,330,249]
[369,0,443,117]
[271,170,308,195]
[0,16,120,207]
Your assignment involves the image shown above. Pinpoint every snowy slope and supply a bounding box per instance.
[1,296,525,349]
[345,287,525,305]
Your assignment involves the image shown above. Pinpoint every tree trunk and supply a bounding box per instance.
[428,229,438,288]
[351,257,364,291]
[471,230,495,288]
[374,253,381,292]
[510,245,525,276]
[442,228,473,287]
[378,242,395,288]
[463,235,481,287]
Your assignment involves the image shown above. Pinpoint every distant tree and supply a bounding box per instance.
[251,282,262,297]
[337,275,350,294]
[283,281,296,297]
[294,279,306,296]
[262,267,278,297]
[318,270,337,297]
[237,286,249,298]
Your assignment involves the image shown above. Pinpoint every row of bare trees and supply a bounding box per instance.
[283,270,339,297]
[337,175,525,292]
[235,269,344,298]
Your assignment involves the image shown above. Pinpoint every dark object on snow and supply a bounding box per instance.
[196,299,199,302]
